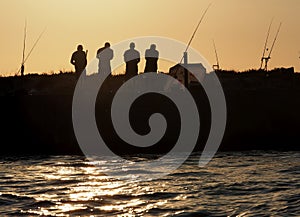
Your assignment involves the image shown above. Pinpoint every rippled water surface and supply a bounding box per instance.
[0,151,299,216]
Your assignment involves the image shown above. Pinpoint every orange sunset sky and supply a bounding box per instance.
[1,0,300,75]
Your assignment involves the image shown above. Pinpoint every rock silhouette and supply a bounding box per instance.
[0,67,299,155]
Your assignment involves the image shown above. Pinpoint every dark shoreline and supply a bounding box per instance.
[0,68,300,155]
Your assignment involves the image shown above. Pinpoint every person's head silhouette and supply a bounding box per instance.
[150,44,156,50]
[130,42,135,49]
[77,45,83,51]
[105,42,110,48]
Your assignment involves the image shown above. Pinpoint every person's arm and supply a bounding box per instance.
[136,51,140,63]
[84,51,88,66]
[70,53,75,65]
[123,51,127,62]
[96,48,101,59]
[110,49,114,60]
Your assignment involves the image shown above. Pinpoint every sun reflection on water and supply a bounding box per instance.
[1,153,299,216]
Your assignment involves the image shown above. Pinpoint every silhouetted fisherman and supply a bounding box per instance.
[123,42,140,77]
[144,44,159,73]
[70,45,87,78]
[97,42,114,74]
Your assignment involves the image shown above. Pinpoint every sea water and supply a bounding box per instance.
[0,151,299,216]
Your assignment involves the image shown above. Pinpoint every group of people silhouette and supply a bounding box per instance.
[70,42,159,78]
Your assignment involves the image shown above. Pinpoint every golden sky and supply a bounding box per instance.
[1,0,300,75]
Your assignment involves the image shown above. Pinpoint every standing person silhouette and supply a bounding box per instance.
[123,42,140,77]
[70,45,87,78]
[97,42,114,74]
[144,44,159,73]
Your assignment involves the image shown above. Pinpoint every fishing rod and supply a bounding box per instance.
[21,20,27,73]
[18,26,47,75]
[179,3,212,64]
[23,27,47,65]
[267,22,282,59]
[260,18,273,69]
[166,3,212,89]
[213,39,220,70]
[261,22,282,71]
[172,3,212,88]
